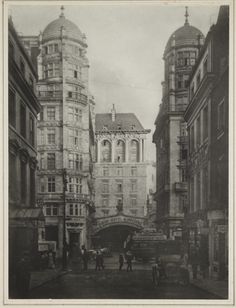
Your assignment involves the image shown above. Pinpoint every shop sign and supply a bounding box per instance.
[93,215,143,234]
[217,225,227,233]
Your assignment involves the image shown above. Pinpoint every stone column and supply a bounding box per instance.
[97,140,101,163]
[125,139,129,162]
[139,140,143,162]
[111,139,115,163]
[142,139,146,162]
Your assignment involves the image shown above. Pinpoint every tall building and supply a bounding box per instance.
[184,6,229,280]
[153,8,204,239]
[33,7,95,256]
[8,17,43,293]
[93,106,150,250]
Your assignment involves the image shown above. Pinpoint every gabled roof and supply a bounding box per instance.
[95,113,149,133]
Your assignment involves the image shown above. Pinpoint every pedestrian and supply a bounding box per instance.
[15,251,31,299]
[81,245,89,271]
[95,250,101,271]
[48,248,55,269]
[190,246,199,279]
[100,250,105,270]
[126,250,133,272]
[119,254,124,271]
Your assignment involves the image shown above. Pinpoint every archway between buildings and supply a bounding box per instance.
[92,225,141,252]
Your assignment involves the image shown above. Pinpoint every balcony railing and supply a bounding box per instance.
[67,92,87,104]
[38,90,62,98]
[175,182,187,192]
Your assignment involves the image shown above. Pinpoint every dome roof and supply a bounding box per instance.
[42,11,83,43]
[164,22,204,56]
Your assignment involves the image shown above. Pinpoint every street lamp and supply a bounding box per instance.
[62,168,68,270]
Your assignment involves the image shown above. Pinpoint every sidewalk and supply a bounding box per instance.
[30,266,68,290]
[191,277,228,299]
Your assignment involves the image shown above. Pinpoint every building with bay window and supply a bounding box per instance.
[153,8,204,239]
[21,7,96,257]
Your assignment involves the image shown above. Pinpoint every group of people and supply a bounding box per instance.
[118,250,134,272]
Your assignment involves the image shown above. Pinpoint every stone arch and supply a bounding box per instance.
[115,139,125,163]
[101,139,111,162]
[129,139,139,162]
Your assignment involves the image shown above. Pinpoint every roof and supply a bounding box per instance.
[95,113,148,132]
[9,208,44,220]
[42,13,83,43]
[164,23,204,56]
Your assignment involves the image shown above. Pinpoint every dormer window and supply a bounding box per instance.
[103,125,108,131]
[131,125,135,130]
[117,124,121,130]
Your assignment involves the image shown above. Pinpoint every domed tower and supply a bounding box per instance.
[153,7,204,239]
[37,7,95,257]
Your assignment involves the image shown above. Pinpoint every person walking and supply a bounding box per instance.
[190,246,199,279]
[81,245,89,271]
[100,250,105,270]
[119,254,124,271]
[126,250,133,272]
[15,251,31,299]
[95,250,101,271]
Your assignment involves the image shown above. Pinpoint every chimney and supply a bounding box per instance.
[111,104,116,122]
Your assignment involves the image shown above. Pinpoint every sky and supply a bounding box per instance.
[8,2,220,161]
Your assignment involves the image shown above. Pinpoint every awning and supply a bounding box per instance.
[9,208,45,220]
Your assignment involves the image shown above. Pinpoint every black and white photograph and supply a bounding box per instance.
[3,0,234,304]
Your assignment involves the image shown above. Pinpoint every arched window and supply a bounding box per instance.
[115,140,125,162]
[130,140,139,162]
[101,140,111,162]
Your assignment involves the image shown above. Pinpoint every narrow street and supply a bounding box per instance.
[29,255,221,299]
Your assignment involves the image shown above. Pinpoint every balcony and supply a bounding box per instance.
[38,90,62,99]
[66,92,88,105]
[175,182,187,192]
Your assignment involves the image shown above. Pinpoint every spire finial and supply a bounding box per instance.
[60,5,65,18]
[184,6,189,25]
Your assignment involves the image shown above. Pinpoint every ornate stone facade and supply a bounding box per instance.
[93,108,150,248]
[23,8,96,256]
[153,9,204,239]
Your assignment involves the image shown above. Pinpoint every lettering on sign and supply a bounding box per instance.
[93,216,143,234]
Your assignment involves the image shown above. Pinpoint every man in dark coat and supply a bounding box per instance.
[126,250,133,272]
[119,254,124,271]
[81,245,89,271]
[15,251,31,298]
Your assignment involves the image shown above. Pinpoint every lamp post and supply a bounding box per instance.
[62,168,68,270]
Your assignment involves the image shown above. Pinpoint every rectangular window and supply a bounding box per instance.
[47,107,56,120]
[103,167,109,176]
[203,105,208,140]
[196,116,201,147]
[29,75,34,90]
[196,172,201,210]
[54,44,58,52]
[131,180,137,192]
[48,177,55,192]
[196,71,201,87]
[69,204,74,216]
[202,167,208,209]
[69,177,74,193]
[20,161,27,203]
[102,181,109,193]
[9,89,16,128]
[29,116,34,146]
[74,71,78,78]
[20,59,25,77]
[190,125,195,153]
[131,198,137,207]
[45,204,58,216]
[40,177,45,192]
[203,57,208,75]
[20,103,26,138]
[117,167,123,176]
[69,153,74,169]
[47,153,55,170]
[102,198,108,207]
[40,107,44,121]
[117,182,123,193]
[47,129,55,144]
[75,178,82,194]
[131,166,137,176]
[30,167,35,206]
[75,108,79,122]
[218,99,225,131]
